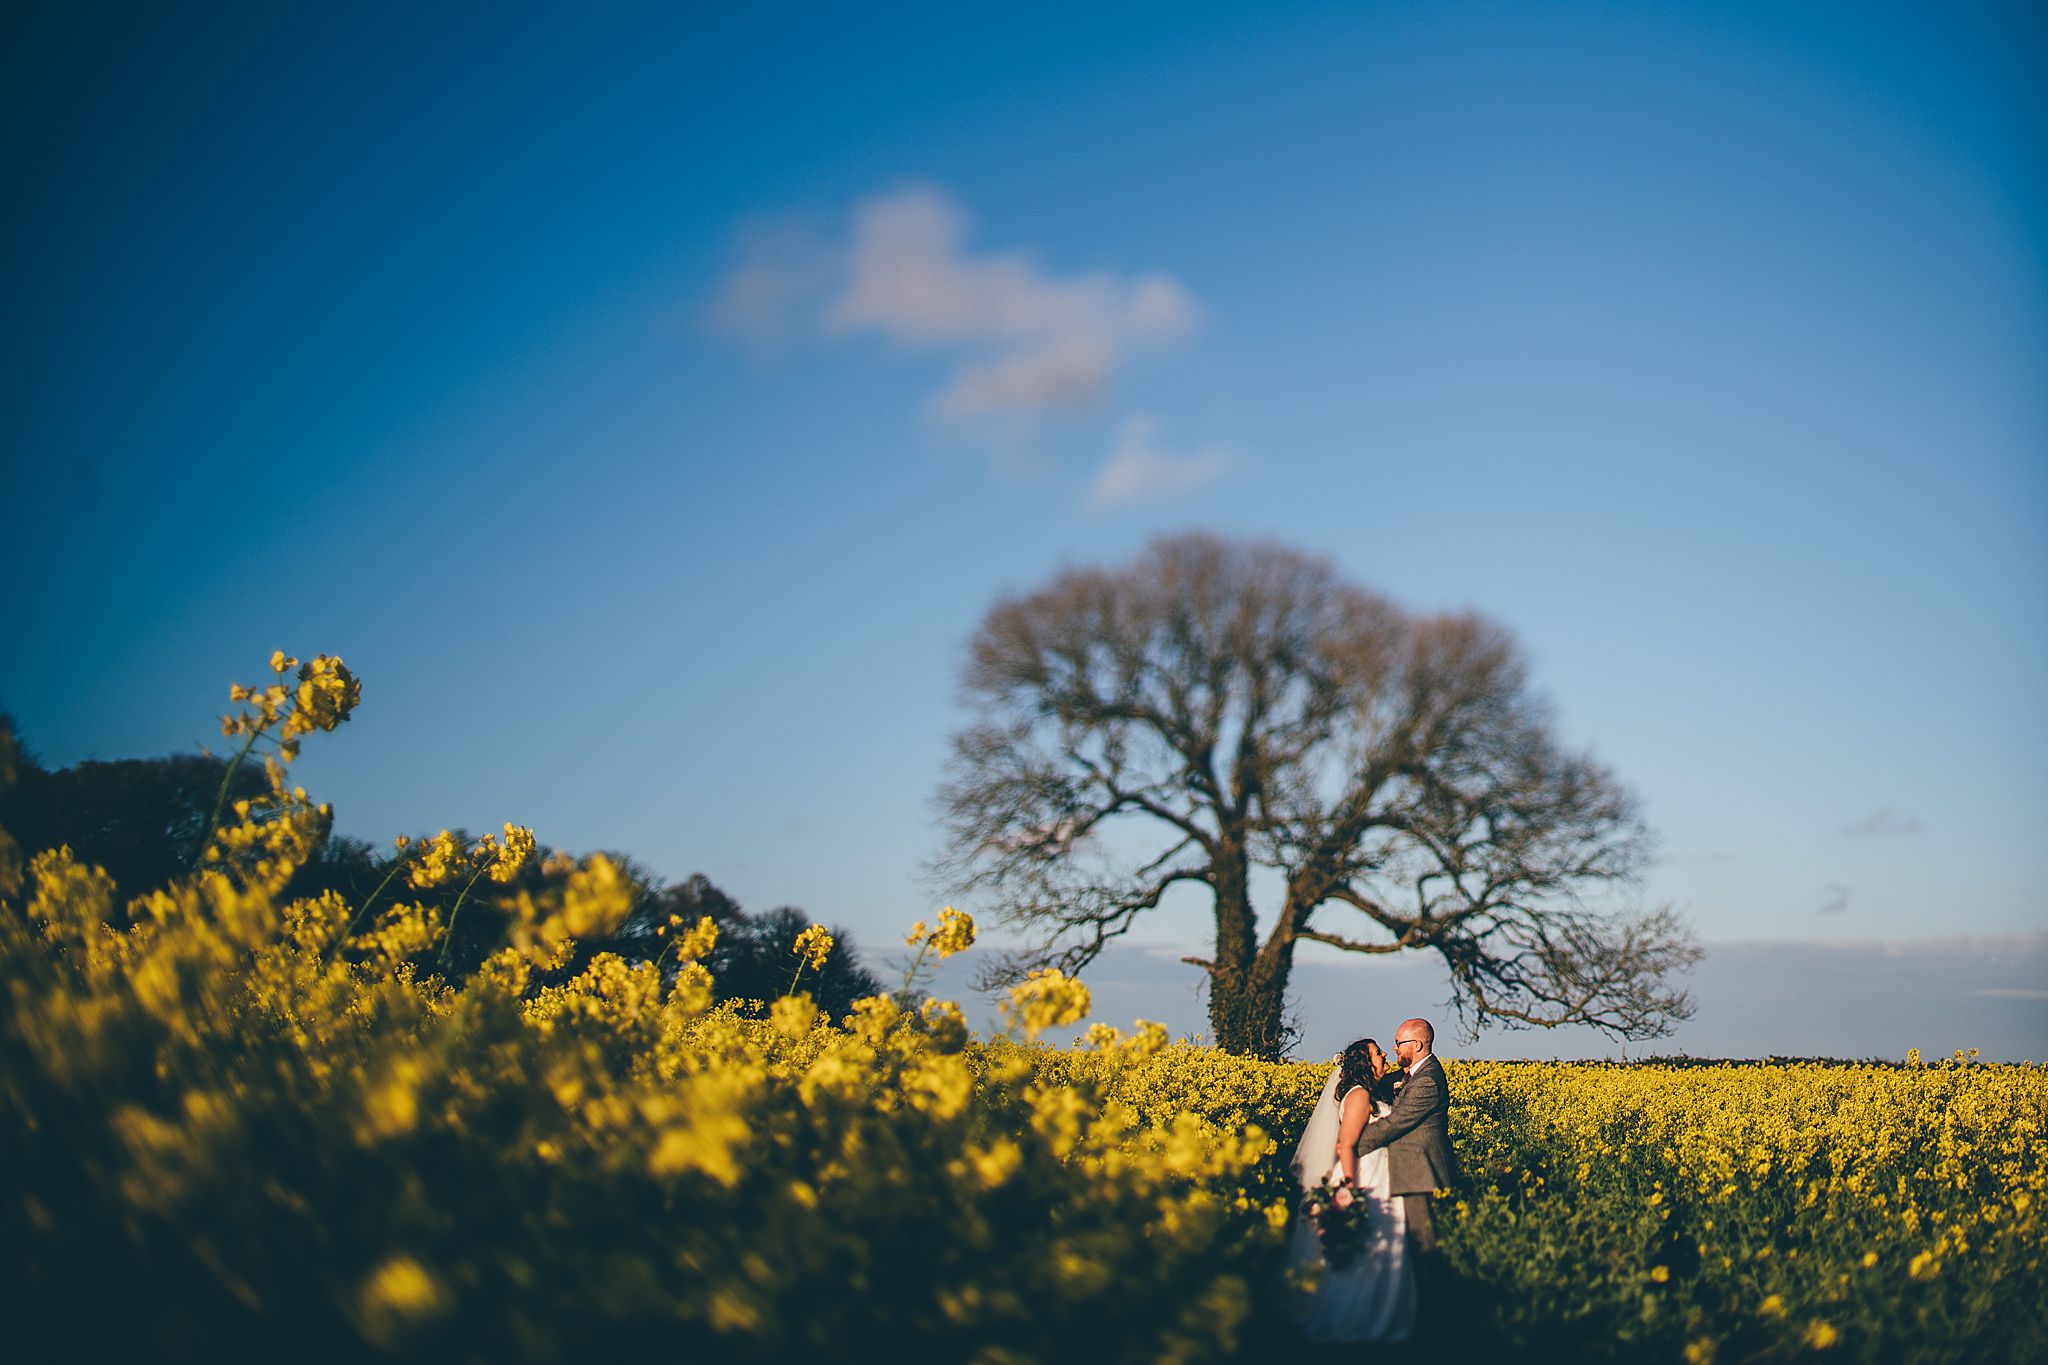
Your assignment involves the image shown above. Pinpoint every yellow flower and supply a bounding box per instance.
[1002,967,1091,1037]
[903,1052,974,1120]
[510,853,632,957]
[1083,1022,1123,1050]
[1126,1019,1171,1059]
[1803,1320,1840,1350]
[706,1287,761,1332]
[1649,1265,1670,1283]
[846,995,902,1044]
[668,961,713,1015]
[674,915,719,963]
[928,905,976,958]
[360,1056,427,1139]
[358,1255,445,1341]
[792,923,833,972]
[771,993,819,1038]
[407,830,465,888]
[954,1139,1022,1189]
[1759,1294,1787,1318]
[919,998,969,1051]
[284,654,360,737]
[489,823,536,882]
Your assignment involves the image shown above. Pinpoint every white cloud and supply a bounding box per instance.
[1084,414,1230,514]
[706,220,839,346]
[710,182,1199,423]
[826,184,1196,420]
[929,331,1120,419]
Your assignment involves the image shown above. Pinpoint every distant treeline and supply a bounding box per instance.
[0,731,882,1018]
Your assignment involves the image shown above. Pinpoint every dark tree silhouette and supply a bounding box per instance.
[613,875,881,1021]
[705,905,882,1021]
[0,718,883,1013]
[614,871,746,955]
[0,748,269,912]
[935,532,1701,1058]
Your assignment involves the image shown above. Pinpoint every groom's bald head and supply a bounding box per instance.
[1395,1018,1434,1055]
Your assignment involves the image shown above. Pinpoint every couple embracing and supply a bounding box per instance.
[1288,1018,1458,1345]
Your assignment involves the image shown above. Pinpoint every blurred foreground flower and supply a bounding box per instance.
[1003,967,1091,1037]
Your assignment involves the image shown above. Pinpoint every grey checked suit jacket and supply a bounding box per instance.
[1355,1054,1457,1196]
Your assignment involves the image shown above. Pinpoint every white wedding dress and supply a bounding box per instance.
[1287,1066,1416,1344]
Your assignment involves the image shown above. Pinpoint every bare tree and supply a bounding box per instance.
[934,532,1700,1058]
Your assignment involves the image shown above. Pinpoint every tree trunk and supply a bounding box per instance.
[1209,871,1299,1058]
[1210,871,1320,1058]
[1204,965,1286,1064]
[1210,945,1295,1059]
[1204,845,1270,1054]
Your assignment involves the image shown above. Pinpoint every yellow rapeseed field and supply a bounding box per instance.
[1,654,2040,1362]
[1432,1056,2044,1361]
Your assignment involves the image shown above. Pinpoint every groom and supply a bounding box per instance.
[1356,1017,1457,1256]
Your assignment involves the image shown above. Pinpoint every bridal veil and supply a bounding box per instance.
[1290,1058,1341,1191]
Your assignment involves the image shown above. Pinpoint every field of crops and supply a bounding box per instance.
[3,658,2042,1362]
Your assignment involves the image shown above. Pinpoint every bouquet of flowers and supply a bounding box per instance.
[1299,1174,1372,1268]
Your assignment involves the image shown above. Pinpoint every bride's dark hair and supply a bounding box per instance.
[1337,1039,1386,1104]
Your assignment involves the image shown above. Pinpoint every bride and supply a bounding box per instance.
[1288,1038,1416,1343]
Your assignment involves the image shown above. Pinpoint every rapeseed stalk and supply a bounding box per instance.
[200,652,359,865]
[898,904,977,998]
[785,921,833,996]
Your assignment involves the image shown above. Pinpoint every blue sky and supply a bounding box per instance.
[5,1,2043,1056]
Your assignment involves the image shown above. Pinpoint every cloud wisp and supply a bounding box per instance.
[826,186,1198,421]
[712,183,1198,424]
[1085,414,1230,514]
[711,182,1222,509]
[707,220,840,348]
[1843,807,1924,837]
